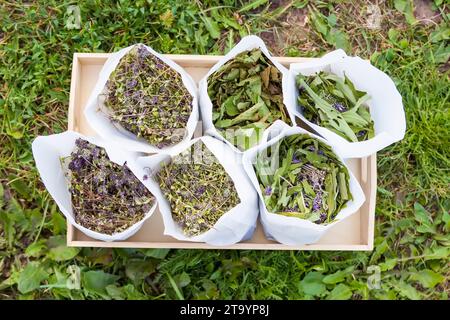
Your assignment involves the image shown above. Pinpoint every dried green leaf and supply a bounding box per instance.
[254,133,352,224]
[208,49,292,151]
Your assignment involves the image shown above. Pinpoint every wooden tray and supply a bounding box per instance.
[67,53,376,250]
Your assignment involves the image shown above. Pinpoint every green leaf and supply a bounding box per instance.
[238,0,268,13]
[327,284,352,300]
[397,281,421,300]
[8,174,32,201]
[47,245,80,261]
[410,269,444,288]
[423,246,449,261]
[327,14,337,27]
[105,284,125,300]
[332,30,350,52]
[379,258,398,272]
[323,267,353,284]
[394,0,416,25]
[18,262,49,294]
[6,128,23,139]
[223,96,240,116]
[121,284,147,300]
[125,259,156,283]
[177,272,191,288]
[46,235,80,261]
[51,209,66,235]
[25,241,47,258]
[414,202,436,234]
[430,26,450,43]
[299,272,326,296]
[82,270,119,297]
[201,16,221,39]
[143,248,170,259]
[432,43,450,64]
[167,272,184,300]
[388,28,399,43]
[310,10,329,37]
[370,238,389,263]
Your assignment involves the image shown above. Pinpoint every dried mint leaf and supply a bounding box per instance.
[254,134,352,224]
[208,48,292,151]
[103,44,193,148]
[62,138,155,235]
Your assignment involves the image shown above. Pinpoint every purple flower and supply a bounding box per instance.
[195,186,206,197]
[264,186,272,196]
[332,102,347,113]
[357,130,367,138]
[292,154,300,164]
[143,174,148,181]
[307,145,315,152]
[298,85,305,94]
[151,96,159,104]
[75,138,88,149]
[68,157,86,172]
[156,62,164,69]
[318,150,324,156]
[128,207,137,215]
[137,45,151,59]
[92,147,100,158]
[126,79,137,89]
[316,213,327,223]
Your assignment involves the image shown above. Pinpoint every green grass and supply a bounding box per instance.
[0,0,449,300]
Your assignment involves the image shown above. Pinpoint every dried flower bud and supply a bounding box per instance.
[63,138,155,234]
[156,142,240,236]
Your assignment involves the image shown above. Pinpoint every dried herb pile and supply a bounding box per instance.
[156,142,240,236]
[254,134,352,224]
[63,138,155,234]
[296,72,375,142]
[208,49,292,151]
[104,44,192,148]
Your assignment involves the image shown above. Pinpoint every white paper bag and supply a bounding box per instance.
[242,121,365,245]
[84,43,199,155]
[286,49,406,158]
[32,131,159,241]
[136,136,259,246]
[198,35,296,154]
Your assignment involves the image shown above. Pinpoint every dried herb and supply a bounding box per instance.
[208,49,292,151]
[254,134,352,224]
[62,138,155,234]
[155,142,240,236]
[103,44,192,148]
[296,72,375,142]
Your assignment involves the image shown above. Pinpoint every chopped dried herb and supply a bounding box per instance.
[62,138,155,235]
[103,44,193,148]
[296,71,375,142]
[155,142,240,236]
[254,134,352,224]
[208,49,292,151]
